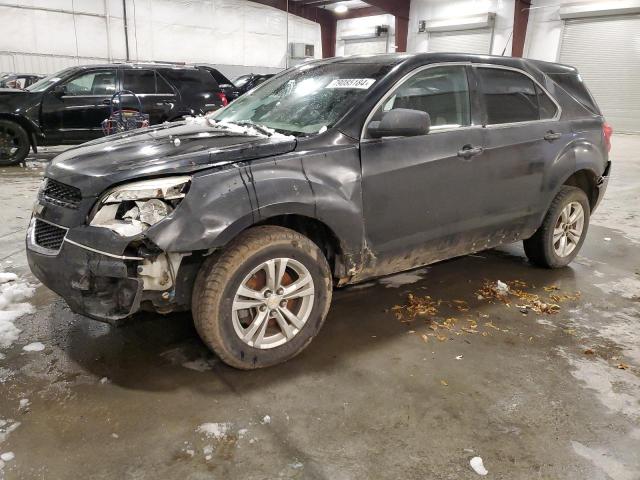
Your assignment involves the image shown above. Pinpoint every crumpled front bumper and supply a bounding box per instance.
[26,218,144,324]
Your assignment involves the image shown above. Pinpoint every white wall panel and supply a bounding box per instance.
[75,14,109,58]
[336,14,395,57]
[407,0,514,55]
[0,0,321,75]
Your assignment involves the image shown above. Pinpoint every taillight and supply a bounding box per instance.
[216,92,228,107]
[603,122,613,152]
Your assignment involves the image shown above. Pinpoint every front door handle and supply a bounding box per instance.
[457,145,484,159]
[544,131,562,141]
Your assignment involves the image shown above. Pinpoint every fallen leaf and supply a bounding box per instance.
[440,380,448,386]
[420,334,429,343]
[584,348,595,355]
[617,363,629,370]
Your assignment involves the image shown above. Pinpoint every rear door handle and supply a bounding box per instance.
[457,145,484,159]
[544,131,562,141]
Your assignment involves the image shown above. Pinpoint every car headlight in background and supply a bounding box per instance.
[90,176,191,237]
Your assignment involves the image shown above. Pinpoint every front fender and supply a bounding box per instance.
[145,146,366,272]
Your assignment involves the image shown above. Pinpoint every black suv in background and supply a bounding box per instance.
[28,54,611,369]
[0,63,226,165]
[233,73,275,96]
[0,73,44,89]
[195,65,239,102]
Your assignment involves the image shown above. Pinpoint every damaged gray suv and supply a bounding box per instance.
[27,53,611,369]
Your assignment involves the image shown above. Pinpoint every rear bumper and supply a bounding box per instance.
[26,219,144,324]
[593,161,611,211]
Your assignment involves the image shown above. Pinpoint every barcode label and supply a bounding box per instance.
[325,78,376,89]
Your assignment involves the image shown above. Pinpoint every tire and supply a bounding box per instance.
[524,186,590,268]
[192,226,332,369]
[0,120,30,166]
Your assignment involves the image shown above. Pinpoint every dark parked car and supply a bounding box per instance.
[0,73,44,89]
[195,64,239,102]
[0,63,225,165]
[233,73,275,96]
[27,53,611,369]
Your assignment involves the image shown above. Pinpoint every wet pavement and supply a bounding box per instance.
[0,138,638,479]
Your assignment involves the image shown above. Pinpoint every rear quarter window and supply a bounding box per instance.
[160,69,219,93]
[547,73,600,115]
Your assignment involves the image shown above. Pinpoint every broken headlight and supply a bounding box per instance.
[90,176,191,236]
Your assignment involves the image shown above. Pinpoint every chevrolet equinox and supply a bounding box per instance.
[27,53,611,369]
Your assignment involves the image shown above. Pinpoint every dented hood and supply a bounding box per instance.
[45,121,297,196]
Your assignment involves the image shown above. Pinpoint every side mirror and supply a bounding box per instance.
[52,84,67,96]
[367,108,430,139]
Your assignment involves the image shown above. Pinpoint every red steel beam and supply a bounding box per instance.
[512,0,531,57]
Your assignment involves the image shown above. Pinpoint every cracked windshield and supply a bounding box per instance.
[211,63,393,136]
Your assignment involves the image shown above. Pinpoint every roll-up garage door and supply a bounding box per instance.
[428,28,492,54]
[559,15,640,133]
[344,38,388,56]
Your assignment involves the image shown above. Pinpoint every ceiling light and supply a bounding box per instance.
[334,4,348,14]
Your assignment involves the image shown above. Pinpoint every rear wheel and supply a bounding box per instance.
[0,120,30,166]
[524,186,590,268]
[192,226,332,369]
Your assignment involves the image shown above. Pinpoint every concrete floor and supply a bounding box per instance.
[0,138,638,480]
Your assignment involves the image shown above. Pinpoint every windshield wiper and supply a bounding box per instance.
[231,120,277,137]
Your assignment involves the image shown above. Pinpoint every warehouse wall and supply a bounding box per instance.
[335,14,396,56]
[0,0,321,77]
[407,0,515,56]
[523,0,640,61]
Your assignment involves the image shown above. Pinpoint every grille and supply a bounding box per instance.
[33,219,67,251]
[42,178,82,208]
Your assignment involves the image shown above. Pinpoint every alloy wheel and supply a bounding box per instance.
[0,125,21,161]
[231,257,315,349]
[553,201,585,257]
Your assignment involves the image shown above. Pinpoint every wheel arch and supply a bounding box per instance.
[0,113,41,151]
[212,209,354,283]
[561,168,599,211]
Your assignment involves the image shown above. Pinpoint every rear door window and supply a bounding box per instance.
[161,68,219,93]
[477,67,543,124]
[156,73,175,94]
[477,67,559,124]
[123,69,156,94]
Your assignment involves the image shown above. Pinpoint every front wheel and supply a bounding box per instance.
[192,226,332,369]
[524,186,590,268]
[0,120,30,166]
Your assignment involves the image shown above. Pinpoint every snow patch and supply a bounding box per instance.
[572,441,637,480]
[182,358,216,372]
[197,422,231,440]
[379,269,428,288]
[0,419,20,444]
[0,452,14,462]
[594,277,640,300]
[0,273,17,284]
[470,456,488,476]
[22,342,45,352]
[557,348,640,419]
[0,272,36,349]
[260,415,271,425]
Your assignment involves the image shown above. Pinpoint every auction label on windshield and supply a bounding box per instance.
[325,78,376,89]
